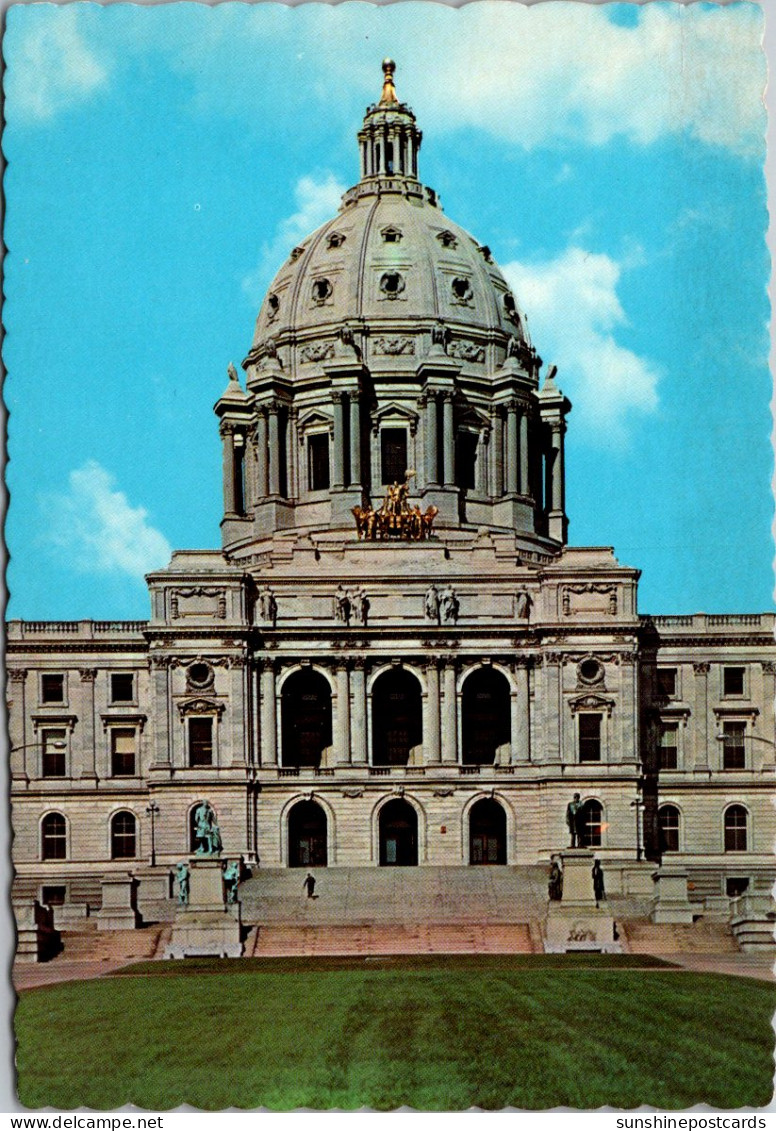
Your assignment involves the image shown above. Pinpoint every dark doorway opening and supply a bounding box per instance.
[469,798,507,864]
[379,799,418,866]
[462,667,511,764]
[289,800,328,867]
[372,669,423,766]
[281,669,332,768]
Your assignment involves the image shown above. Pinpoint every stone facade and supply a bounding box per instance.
[8,62,775,912]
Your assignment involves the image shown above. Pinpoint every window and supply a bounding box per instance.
[41,885,66,906]
[578,714,602,762]
[723,667,745,697]
[580,800,603,848]
[111,812,136,860]
[110,673,134,704]
[657,668,677,699]
[451,277,473,302]
[189,718,213,767]
[41,729,66,778]
[658,805,680,853]
[456,432,478,492]
[111,728,136,777]
[658,722,678,770]
[41,674,64,704]
[308,433,330,491]
[381,226,402,243]
[381,428,408,485]
[379,271,405,299]
[41,813,67,861]
[726,877,749,898]
[724,805,748,852]
[722,721,746,770]
[327,232,345,249]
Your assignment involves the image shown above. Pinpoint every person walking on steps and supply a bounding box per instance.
[303,872,317,899]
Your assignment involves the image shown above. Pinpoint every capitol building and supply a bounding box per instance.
[8,62,775,915]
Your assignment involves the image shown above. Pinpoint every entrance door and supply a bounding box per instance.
[379,799,418,866]
[469,799,507,864]
[289,800,328,867]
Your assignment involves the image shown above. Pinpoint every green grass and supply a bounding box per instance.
[15,956,776,1110]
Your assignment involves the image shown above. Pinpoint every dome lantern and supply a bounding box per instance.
[357,59,422,183]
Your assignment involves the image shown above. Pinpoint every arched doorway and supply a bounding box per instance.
[469,798,507,864]
[288,800,328,867]
[281,669,332,768]
[462,667,511,764]
[379,799,418,866]
[371,669,422,766]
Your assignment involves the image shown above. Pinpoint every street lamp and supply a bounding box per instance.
[146,801,160,868]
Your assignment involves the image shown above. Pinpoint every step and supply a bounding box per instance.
[249,922,535,956]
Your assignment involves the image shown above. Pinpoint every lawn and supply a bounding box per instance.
[15,955,776,1110]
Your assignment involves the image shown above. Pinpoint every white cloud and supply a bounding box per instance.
[242,173,347,302]
[286,3,764,158]
[5,8,108,122]
[503,248,659,445]
[43,461,171,579]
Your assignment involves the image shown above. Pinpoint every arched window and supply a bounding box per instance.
[41,812,67,861]
[281,670,332,768]
[372,668,422,766]
[288,800,328,868]
[658,805,680,853]
[379,799,418,866]
[469,798,507,864]
[579,800,603,848]
[461,667,511,765]
[724,805,748,852]
[111,811,137,860]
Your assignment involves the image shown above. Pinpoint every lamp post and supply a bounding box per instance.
[146,801,160,868]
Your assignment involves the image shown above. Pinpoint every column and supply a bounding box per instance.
[506,401,518,494]
[260,660,278,766]
[229,657,247,767]
[519,409,529,495]
[543,653,562,762]
[761,662,776,769]
[349,394,362,486]
[551,422,565,512]
[287,408,299,500]
[8,668,28,781]
[79,669,97,780]
[336,663,351,764]
[490,410,503,497]
[331,393,345,488]
[692,662,710,770]
[256,411,269,498]
[220,423,236,514]
[350,660,368,764]
[424,661,441,764]
[441,661,458,764]
[425,393,438,485]
[442,393,455,486]
[150,658,171,769]
[268,406,281,496]
[513,658,531,763]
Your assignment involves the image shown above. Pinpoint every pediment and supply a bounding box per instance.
[568,693,615,717]
[298,408,333,433]
[371,401,420,433]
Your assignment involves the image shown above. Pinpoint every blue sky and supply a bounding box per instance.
[3,1,771,619]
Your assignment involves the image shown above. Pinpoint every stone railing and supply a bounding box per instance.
[645,614,766,631]
[8,620,148,640]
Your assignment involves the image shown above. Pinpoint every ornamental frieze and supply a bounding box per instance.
[299,342,335,363]
[373,336,415,356]
[561,584,618,616]
[448,340,485,362]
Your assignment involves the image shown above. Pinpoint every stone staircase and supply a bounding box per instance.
[246,922,536,956]
[58,922,171,963]
[619,920,739,954]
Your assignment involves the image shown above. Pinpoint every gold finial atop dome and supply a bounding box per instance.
[380,58,398,105]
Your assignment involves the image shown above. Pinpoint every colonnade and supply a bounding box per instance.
[256,658,533,768]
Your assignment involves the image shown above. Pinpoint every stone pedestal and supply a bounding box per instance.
[730,893,776,952]
[96,875,141,931]
[651,866,694,925]
[14,901,59,963]
[164,858,243,959]
[544,850,621,953]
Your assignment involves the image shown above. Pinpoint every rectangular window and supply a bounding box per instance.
[41,674,64,704]
[110,673,135,704]
[308,433,330,491]
[656,668,677,699]
[722,721,746,769]
[41,885,66,907]
[726,877,749,898]
[111,728,136,777]
[723,667,745,697]
[381,428,408,485]
[189,718,213,767]
[578,714,602,762]
[41,729,66,777]
[658,722,678,770]
[456,431,478,492]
